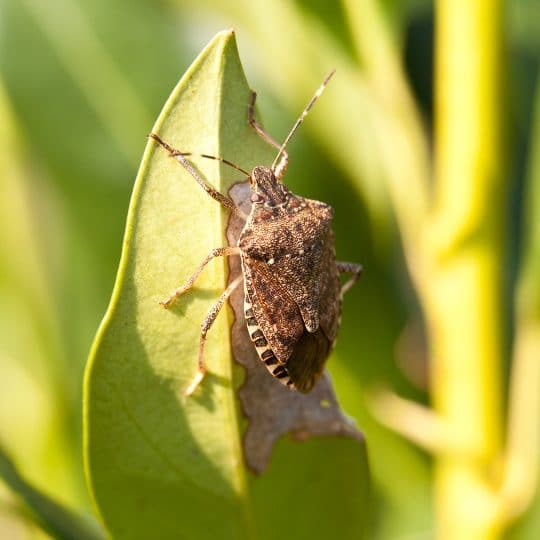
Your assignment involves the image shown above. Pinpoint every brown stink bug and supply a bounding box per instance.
[150,70,362,395]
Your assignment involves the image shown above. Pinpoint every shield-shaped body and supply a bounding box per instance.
[238,167,341,393]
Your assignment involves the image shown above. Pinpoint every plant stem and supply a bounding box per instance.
[429,1,505,538]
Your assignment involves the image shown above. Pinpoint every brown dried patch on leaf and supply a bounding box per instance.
[227,182,363,474]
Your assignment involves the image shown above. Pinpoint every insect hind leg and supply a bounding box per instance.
[184,274,243,396]
[337,261,363,298]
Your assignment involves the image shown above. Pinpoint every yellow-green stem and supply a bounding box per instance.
[429,1,505,538]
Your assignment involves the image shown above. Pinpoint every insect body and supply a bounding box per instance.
[151,71,362,395]
[239,166,340,392]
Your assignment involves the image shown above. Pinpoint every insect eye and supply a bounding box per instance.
[251,193,264,203]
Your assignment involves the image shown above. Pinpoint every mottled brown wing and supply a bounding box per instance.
[272,226,338,333]
[281,199,333,332]
[239,198,334,333]
[286,327,332,393]
[315,229,341,342]
[242,254,336,393]
[241,256,304,363]
[277,229,340,392]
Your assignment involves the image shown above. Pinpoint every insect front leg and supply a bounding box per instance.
[184,274,243,396]
[336,261,363,298]
[161,246,241,308]
[248,91,289,180]
[150,133,248,220]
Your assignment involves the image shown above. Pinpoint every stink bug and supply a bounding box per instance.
[150,71,362,395]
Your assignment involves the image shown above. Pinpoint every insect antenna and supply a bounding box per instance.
[149,133,251,177]
[271,69,336,172]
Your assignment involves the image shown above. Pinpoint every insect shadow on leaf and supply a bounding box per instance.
[150,70,362,396]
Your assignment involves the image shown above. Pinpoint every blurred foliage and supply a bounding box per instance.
[0,0,538,539]
[0,445,102,540]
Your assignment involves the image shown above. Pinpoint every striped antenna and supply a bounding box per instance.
[271,69,336,171]
[149,133,250,177]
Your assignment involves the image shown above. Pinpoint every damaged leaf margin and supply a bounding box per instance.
[227,182,364,474]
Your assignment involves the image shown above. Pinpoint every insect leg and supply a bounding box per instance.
[248,91,289,180]
[150,133,249,220]
[161,246,241,308]
[336,261,363,297]
[184,274,243,396]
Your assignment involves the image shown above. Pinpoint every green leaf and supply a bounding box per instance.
[84,30,369,540]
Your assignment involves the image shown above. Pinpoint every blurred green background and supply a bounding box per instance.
[1,0,539,539]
